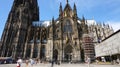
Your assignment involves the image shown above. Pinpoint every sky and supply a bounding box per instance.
[0,0,120,39]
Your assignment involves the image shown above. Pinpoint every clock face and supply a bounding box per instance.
[63,20,72,33]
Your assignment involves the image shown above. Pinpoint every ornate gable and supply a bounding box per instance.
[63,0,73,17]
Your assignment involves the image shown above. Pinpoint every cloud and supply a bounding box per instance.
[106,21,120,32]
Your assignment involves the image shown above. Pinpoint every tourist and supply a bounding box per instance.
[87,57,90,67]
[25,59,29,67]
[30,59,35,67]
[116,58,120,65]
[51,59,54,67]
[17,58,22,67]
[95,59,99,64]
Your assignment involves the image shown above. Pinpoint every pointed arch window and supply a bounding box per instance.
[64,20,72,33]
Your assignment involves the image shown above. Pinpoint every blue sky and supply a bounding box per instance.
[0,0,120,38]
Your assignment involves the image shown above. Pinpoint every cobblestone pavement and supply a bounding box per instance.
[0,63,120,67]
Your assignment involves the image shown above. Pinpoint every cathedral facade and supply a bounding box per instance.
[0,0,114,62]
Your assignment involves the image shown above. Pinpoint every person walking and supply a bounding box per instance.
[25,59,29,67]
[51,59,54,67]
[30,59,35,67]
[87,57,90,67]
[17,58,22,67]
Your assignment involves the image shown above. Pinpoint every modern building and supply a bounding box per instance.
[0,0,114,62]
[95,29,120,62]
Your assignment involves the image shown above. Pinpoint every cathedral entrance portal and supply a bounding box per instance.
[40,45,45,61]
[64,45,73,62]
[53,49,58,63]
[26,46,31,58]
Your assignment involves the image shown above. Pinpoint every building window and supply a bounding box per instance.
[64,20,72,33]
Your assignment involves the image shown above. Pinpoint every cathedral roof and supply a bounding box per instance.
[32,19,97,27]
[32,21,51,27]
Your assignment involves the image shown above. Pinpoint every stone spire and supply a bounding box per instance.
[73,3,77,18]
[59,2,63,17]
[73,3,77,12]
[82,15,85,24]
[66,0,69,4]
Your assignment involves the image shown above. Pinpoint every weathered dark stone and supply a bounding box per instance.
[0,0,39,59]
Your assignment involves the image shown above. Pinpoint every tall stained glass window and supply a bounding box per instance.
[64,20,72,33]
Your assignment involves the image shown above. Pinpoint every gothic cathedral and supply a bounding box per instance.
[0,0,114,62]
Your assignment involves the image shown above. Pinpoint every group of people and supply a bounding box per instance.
[17,58,39,67]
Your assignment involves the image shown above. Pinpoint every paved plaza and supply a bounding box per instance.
[0,63,120,67]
